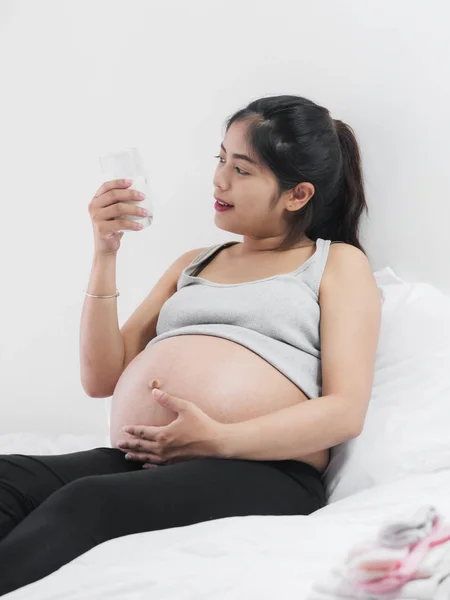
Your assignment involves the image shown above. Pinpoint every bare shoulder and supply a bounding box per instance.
[323,242,371,276]
[319,241,379,301]
[327,241,368,262]
[178,246,209,267]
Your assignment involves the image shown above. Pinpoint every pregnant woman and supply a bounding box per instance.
[0,94,381,595]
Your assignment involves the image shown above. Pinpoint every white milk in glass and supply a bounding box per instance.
[120,174,153,231]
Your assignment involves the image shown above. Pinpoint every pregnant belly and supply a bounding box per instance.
[109,335,329,472]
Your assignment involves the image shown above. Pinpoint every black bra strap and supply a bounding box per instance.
[192,242,238,277]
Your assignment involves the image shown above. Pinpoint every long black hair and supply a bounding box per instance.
[224,95,368,254]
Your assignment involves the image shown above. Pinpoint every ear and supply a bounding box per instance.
[291,182,315,209]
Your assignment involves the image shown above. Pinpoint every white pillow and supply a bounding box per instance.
[323,267,450,502]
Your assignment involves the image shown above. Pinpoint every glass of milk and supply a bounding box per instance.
[99,147,153,231]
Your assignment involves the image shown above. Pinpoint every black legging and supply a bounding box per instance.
[0,447,326,595]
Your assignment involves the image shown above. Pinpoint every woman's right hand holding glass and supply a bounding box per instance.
[88,179,148,256]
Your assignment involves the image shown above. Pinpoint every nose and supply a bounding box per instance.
[213,168,230,191]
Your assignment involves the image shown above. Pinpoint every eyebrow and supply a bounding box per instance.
[220,143,259,167]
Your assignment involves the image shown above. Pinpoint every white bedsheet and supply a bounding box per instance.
[3,433,450,599]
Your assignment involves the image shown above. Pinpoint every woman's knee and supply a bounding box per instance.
[45,473,100,503]
[41,476,108,530]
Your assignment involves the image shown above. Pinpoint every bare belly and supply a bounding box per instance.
[109,335,330,473]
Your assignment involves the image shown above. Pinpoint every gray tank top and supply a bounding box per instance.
[146,238,335,399]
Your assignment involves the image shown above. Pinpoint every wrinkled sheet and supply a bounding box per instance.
[2,433,450,599]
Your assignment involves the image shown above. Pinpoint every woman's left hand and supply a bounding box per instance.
[116,386,228,467]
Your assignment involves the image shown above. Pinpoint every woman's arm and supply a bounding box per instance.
[217,244,382,461]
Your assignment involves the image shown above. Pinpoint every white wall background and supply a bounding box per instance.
[0,0,449,437]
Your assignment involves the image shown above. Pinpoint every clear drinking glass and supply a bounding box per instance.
[99,147,153,231]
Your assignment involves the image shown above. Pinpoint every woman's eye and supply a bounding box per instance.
[214,155,248,175]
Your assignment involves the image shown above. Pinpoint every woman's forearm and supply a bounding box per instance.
[217,393,362,461]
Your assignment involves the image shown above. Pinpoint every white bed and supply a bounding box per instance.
[3,267,450,599]
[3,436,450,600]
